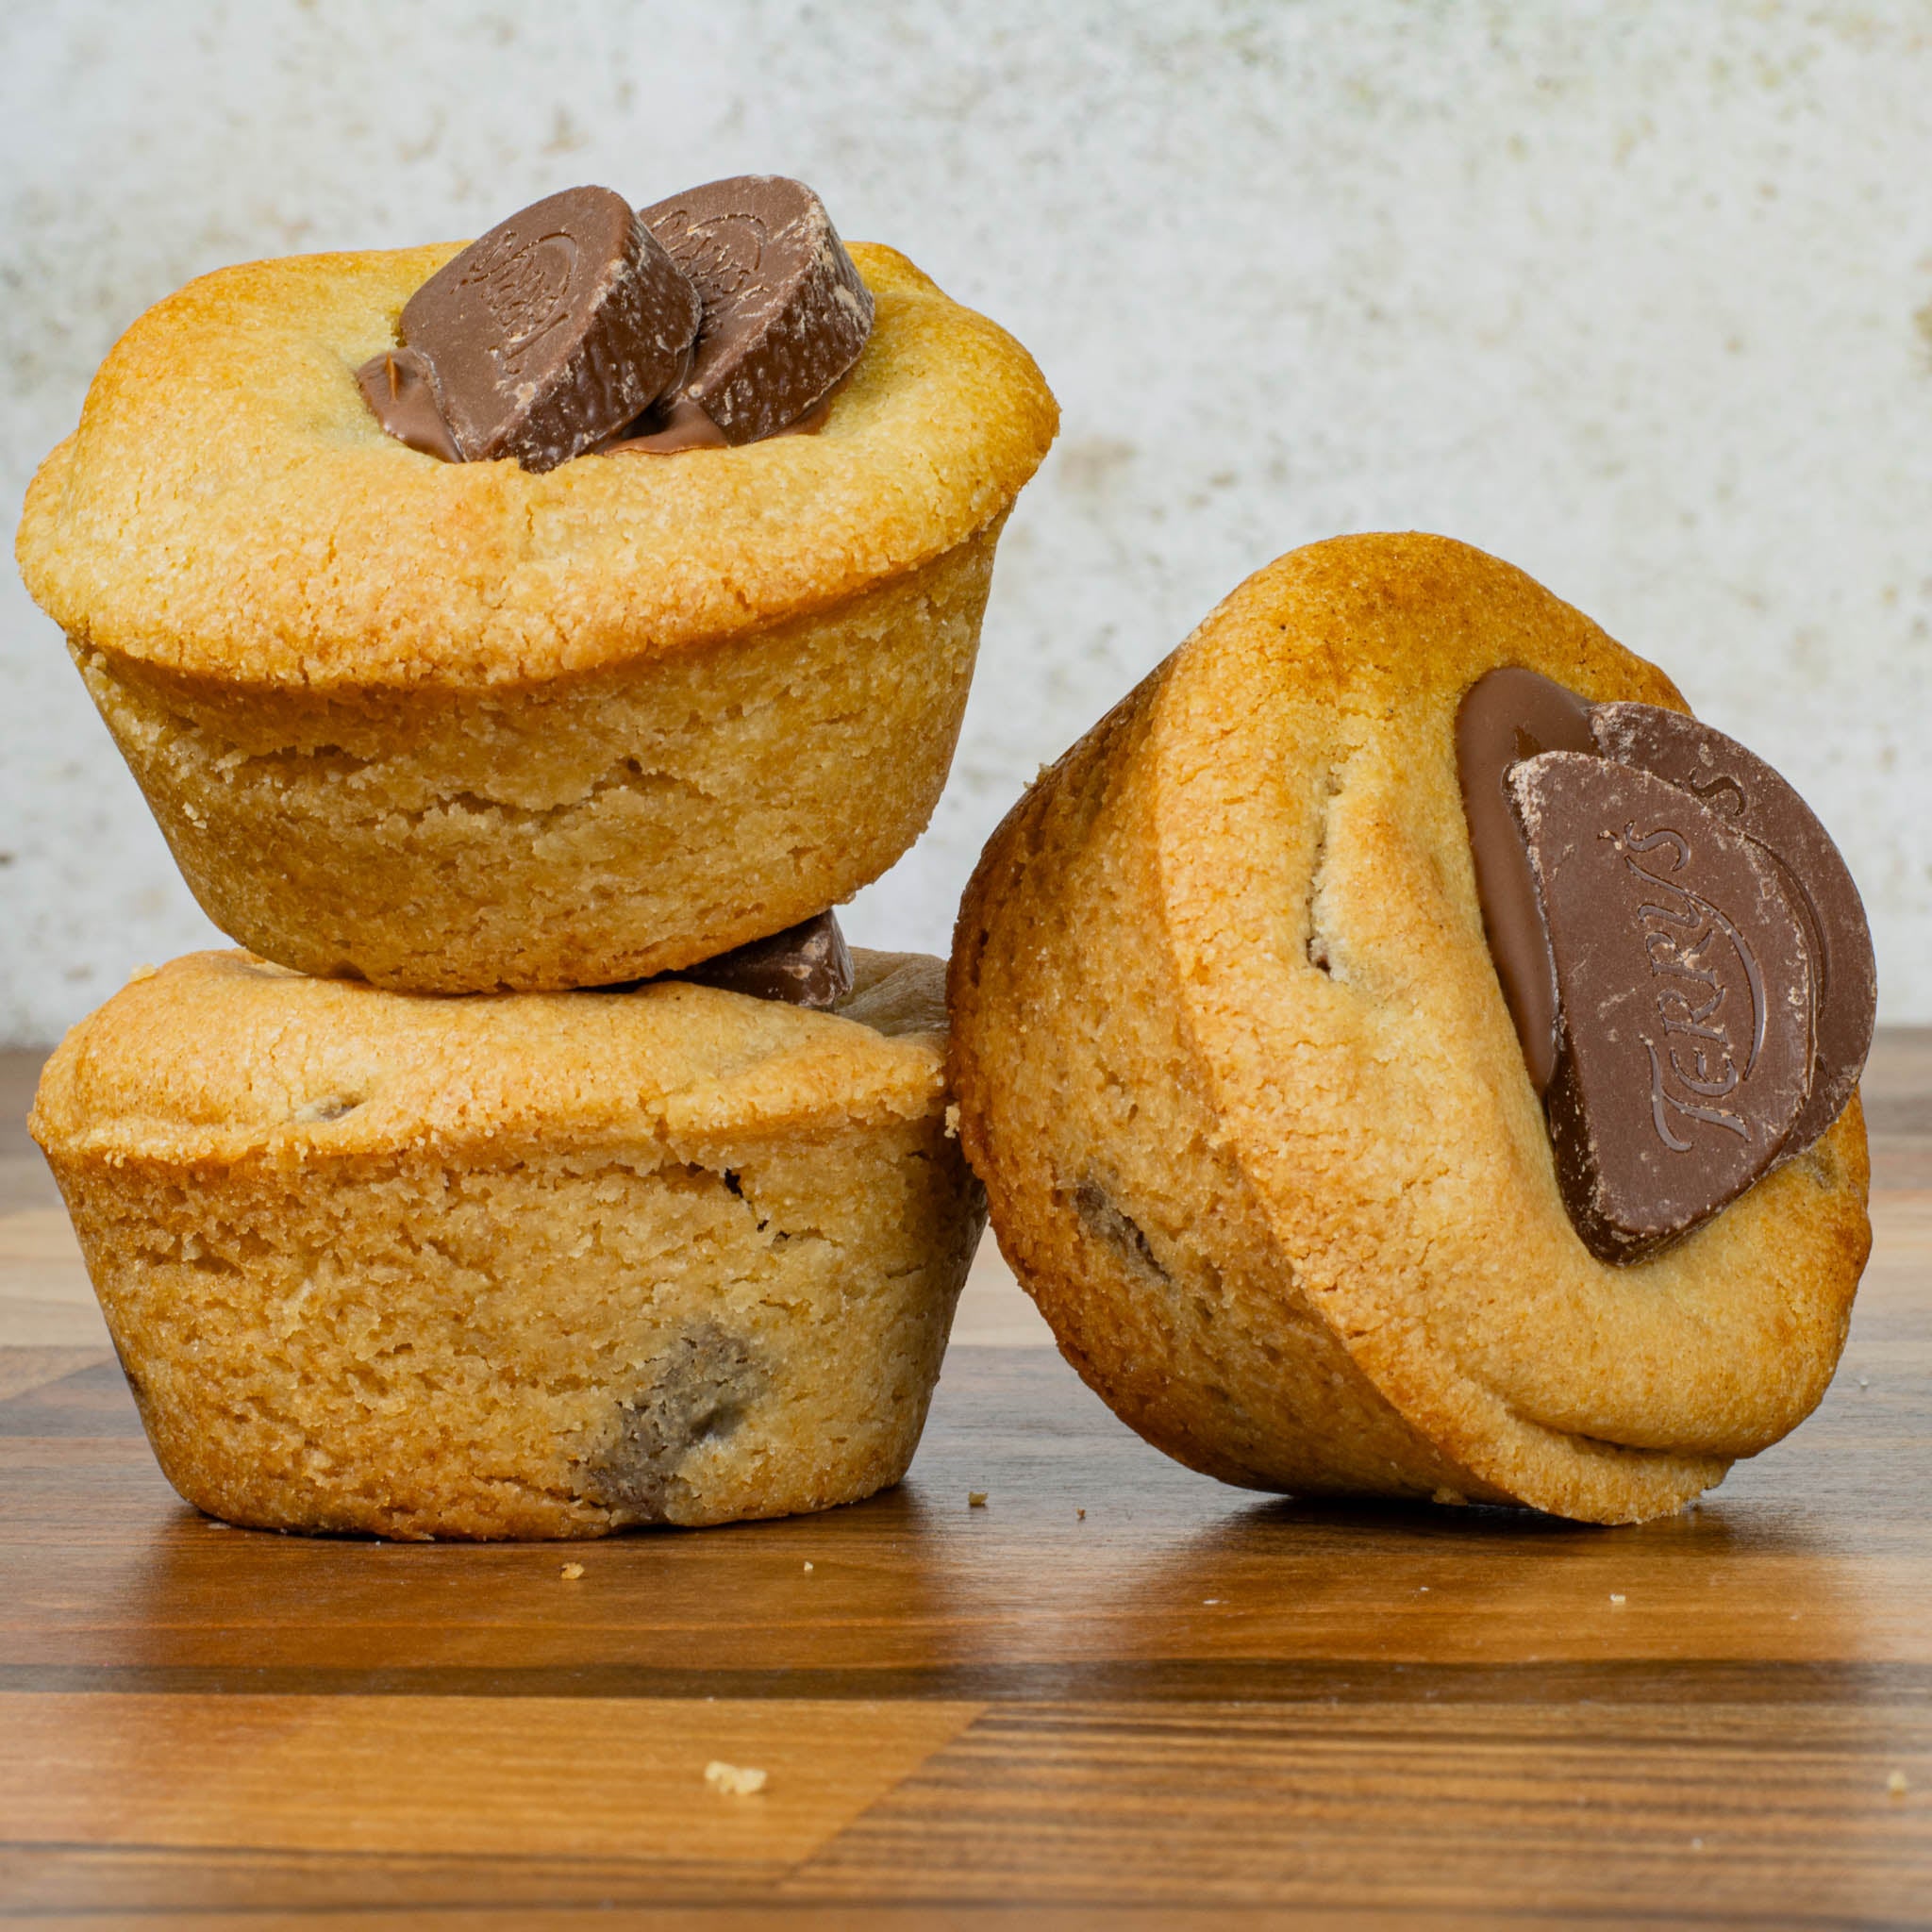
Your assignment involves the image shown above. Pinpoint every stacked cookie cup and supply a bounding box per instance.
[19,182,1058,1539]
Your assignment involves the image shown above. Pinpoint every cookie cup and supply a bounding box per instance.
[949,534,1870,1525]
[17,243,1056,992]
[31,949,981,1540]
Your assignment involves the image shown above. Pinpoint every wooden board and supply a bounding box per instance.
[2,1042,1928,1926]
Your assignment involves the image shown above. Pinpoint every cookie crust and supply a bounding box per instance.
[16,243,1056,689]
[949,534,1870,1524]
[33,948,980,1540]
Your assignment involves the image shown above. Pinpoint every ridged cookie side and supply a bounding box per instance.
[949,664,1506,1506]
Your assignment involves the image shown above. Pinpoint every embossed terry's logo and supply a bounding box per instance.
[1614,823,1767,1152]
[1469,687,1854,1262]
[458,228,580,377]
[666,210,768,303]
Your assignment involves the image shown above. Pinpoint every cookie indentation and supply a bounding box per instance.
[292,1094,364,1124]
[1305,768,1343,977]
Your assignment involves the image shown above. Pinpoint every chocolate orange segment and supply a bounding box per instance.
[641,175,874,444]
[1510,752,1814,1261]
[395,184,699,471]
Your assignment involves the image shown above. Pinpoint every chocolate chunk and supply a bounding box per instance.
[355,346,463,462]
[579,1323,762,1522]
[639,175,874,444]
[600,381,841,458]
[1456,668,1597,1091]
[1459,667,1876,1260]
[675,910,855,1010]
[394,185,700,472]
[1066,1178,1171,1286]
[1511,753,1815,1261]
[1591,703,1876,1152]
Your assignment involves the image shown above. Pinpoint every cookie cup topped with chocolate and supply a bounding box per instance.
[17,196,1057,992]
[31,947,980,1540]
[949,534,1871,1525]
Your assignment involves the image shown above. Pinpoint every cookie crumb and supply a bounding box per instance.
[1609,1592,1626,1605]
[1430,1487,1465,1507]
[944,1103,962,1139]
[559,1561,585,1580]
[126,963,158,983]
[968,1491,988,1508]
[802,1560,814,1573]
[706,1760,768,1796]
[1076,1507,1086,1520]
[1888,1770,1909,1797]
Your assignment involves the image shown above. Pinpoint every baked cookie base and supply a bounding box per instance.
[34,950,981,1540]
[75,527,998,993]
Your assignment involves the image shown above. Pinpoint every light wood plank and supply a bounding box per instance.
[0,1206,109,1348]
[0,1345,111,1402]
[0,1693,980,1864]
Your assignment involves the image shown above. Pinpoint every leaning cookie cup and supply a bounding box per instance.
[18,242,1057,992]
[948,533,1870,1526]
[31,950,982,1541]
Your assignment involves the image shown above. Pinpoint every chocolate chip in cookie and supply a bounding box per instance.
[674,909,855,1010]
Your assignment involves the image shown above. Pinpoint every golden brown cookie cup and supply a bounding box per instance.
[948,534,1870,1526]
[32,949,980,1541]
[18,243,1056,992]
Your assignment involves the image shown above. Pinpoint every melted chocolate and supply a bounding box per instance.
[600,394,729,455]
[355,347,463,462]
[601,381,840,458]
[1456,668,1596,1091]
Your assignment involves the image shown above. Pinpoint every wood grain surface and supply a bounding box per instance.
[2,1041,1928,1927]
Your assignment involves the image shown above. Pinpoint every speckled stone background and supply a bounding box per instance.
[3,1,1928,1040]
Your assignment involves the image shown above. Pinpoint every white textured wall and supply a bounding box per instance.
[3,2,1928,1040]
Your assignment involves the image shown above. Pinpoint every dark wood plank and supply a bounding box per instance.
[792,1698,1932,1920]
[2,1328,1927,1685]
